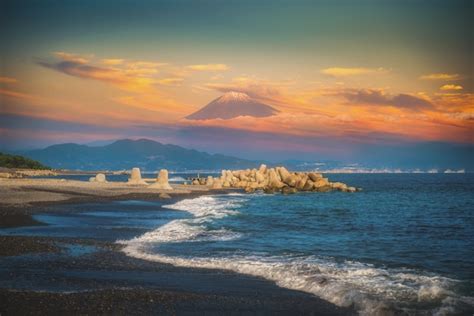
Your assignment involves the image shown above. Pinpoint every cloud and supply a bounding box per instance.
[203,76,296,105]
[321,67,388,77]
[53,51,92,64]
[337,89,433,110]
[157,78,184,86]
[0,88,39,101]
[186,64,230,71]
[102,58,125,65]
[419,73,460,80]
[38,55,170,93]
[0,76,18,84]
[440,84,463,91]
[39,52,233,94]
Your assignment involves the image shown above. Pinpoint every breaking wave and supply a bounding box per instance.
[120,194,474,315]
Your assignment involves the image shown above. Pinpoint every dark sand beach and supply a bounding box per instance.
[0,178,354,315]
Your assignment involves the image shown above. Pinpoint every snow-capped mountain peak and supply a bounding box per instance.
[218,91,252,103]
[185,91,278,120]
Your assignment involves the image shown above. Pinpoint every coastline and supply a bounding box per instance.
[0,178,355,315]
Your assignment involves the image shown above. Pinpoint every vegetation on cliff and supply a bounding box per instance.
[0,152,51,170]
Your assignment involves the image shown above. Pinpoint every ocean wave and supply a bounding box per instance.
[120,195,474,316]
[168,176,186,182]
[122,195,243,245]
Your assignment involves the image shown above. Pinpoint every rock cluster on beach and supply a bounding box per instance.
[89,173,107,183]
[149,169,173,190]
[193,165,359,194]
[127,168,148,185]
[126,167,173,190]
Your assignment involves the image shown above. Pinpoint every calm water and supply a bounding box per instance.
[123,174,474,315]
[3,174,473,315]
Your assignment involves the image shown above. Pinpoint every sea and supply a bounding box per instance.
[121,173,474,315]
[8,173,474,315]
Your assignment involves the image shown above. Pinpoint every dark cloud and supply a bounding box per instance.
[340,89,433,110]
[37,60,121,83]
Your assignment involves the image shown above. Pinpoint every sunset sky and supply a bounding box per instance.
[1,0,472,160]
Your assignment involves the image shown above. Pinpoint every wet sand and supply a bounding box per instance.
[0,178,355,315]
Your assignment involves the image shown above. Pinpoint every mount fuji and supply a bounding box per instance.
[186,91,278,120]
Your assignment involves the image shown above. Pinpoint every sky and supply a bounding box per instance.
[0,0,473,161]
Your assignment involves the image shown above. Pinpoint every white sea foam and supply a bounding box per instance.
[168,176,186,182]
[119,195,474,316]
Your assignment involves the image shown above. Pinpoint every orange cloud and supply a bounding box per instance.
[186,64,230,71]
[102,58,125,65]
[419,73,460,80]
[53,51,92,64]
[0,88,39,101]
[440,84,463,91]
[39,56,166,93]
[0,76,18,84]
[332,88,433,111]
[321,67,389,77]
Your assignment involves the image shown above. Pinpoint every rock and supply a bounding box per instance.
[282,186,297,194]
[295,175,308,190]
[255,171,265,183]
[331,182,348,191]
[128,168,148,185]
[192,179,200,185]
[211,179,223,189]
[346,186,357,193]
[89,177,96,182]
[308,172,323,182]
[149,169,173,190]
[303,179,314,191]
[263,187,277,194]
[313,177,329,188]
[277,167,291,182]
[268,168,285,189]
[244,186,255,193]
[159,193,171,199]
[283,174,298,187]
[314,185,332,192]
[200,166,359,194]
[95,173,107,183]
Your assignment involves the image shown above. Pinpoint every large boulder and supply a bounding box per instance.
[313,177,329,188]
[127,168,148,185]
[277,167,291,182]
[95,173,107,183]
[149,169,173,190]
[283,174,298,187]
[308,172,323,182]
[331,182,348,191]
[303,179,314,191]
[212,178,223,189]
[89,173,107,183]
[295,175,308,190]
[268,168,285,189]
[282,186,298,194]
[258,164,267,174]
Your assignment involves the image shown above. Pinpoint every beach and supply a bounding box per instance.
[0,177,354,315]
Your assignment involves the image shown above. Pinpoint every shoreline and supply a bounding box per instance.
[0,178,355,315]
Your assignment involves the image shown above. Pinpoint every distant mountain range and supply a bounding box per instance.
[186,91,278,120]
[24,139,259,171]
[20,139,472,172]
